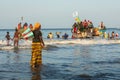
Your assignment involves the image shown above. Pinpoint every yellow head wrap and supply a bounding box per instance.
[33,22,41,30]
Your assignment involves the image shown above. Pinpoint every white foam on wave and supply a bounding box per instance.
[0,39,120,50]
[45,39,120,45]
[0,40,32,50]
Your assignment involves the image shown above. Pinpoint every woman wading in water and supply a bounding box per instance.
[30,22,45,68]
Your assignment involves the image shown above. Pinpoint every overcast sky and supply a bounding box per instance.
[0,0,120,29]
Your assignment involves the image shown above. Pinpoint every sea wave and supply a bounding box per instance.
[45,39,120,45]
[0,39,120,50]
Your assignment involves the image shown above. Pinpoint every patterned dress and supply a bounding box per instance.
[30,30,43,67]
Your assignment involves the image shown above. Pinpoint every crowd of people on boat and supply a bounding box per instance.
[71,19,94,39]
[71,19,107,39]
[98,21,106,30]
[72,19,94,33]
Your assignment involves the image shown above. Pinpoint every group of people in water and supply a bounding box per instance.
[5,22,41,47]
[47,32,69,39]
[6,22,45,68]
[4,21,120,72]
[103,31,119,40]
[5,28,21,47]
[5,21,120,47]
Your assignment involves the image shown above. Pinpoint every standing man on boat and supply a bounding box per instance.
[99,21,106,29]
[30,22,45,68]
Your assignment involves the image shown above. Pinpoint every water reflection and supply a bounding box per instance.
[73,45,92,63]
[13,47,19,53]
[31,65,42,80]
[6,51,11,64]
[72,45,92,74]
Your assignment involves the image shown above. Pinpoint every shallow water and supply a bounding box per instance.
[0,43,120,80]
[0,28,120,80]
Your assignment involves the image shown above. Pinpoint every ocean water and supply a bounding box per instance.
[0,28,120,80]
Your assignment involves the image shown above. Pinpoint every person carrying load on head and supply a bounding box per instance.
[30,22,45,68]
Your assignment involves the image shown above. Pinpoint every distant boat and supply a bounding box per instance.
[71,21,107,38]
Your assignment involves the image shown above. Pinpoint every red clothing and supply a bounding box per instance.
[73,27,77,33]
[83,21,88,28]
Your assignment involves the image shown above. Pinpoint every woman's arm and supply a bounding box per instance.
[39,36,45,47]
